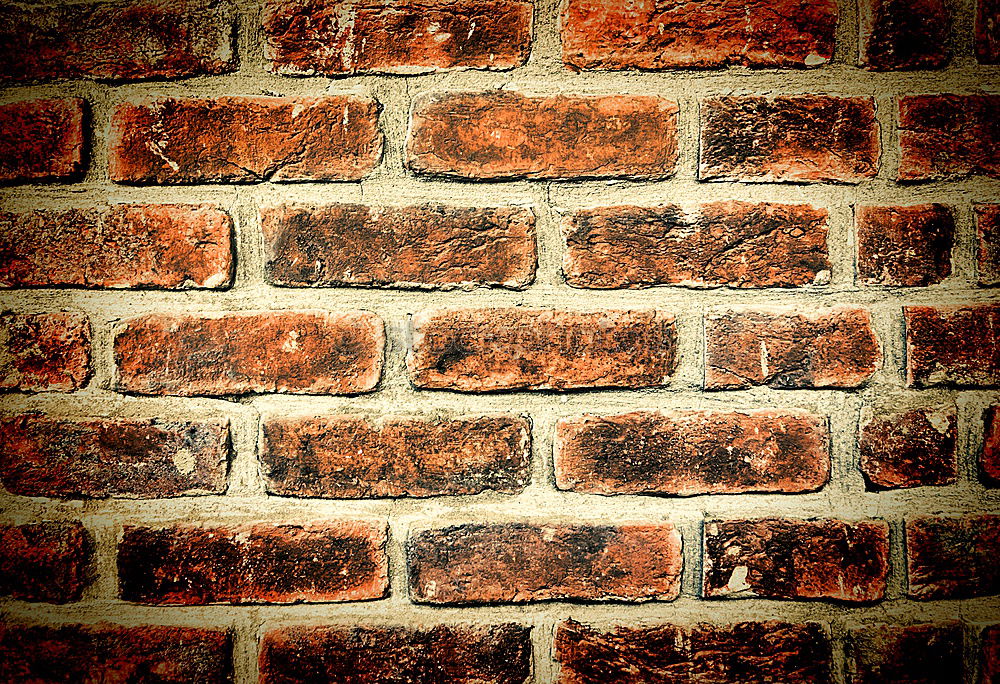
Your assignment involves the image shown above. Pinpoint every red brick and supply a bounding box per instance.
[563,201,830,289]
[700,96,880,183]
[983,625,1000,683]
[703,518,889,602]
[0,0,235,83]
[556,620,833,684]
[109,96,381,184]
[978,0,1000,63]
[261,414,531,498]
[259,624,531,684]
[859,0,951,70]
[407,522,682,604]
[705,307,881,390]
[898,95,1000,181]
[0,522,91,603]
[0,98,85,183]
[407,91,678,180]
[982,404,1000,485]
[1,312,91,392]
[976,204,1000,286]
[906,514,1000,600]
[0,623,233,683]
[263,0,532,75]
[859,406,957,490]
[113,311,383,396]
[905,304,1000,387]
[263,203,536,289]
[555,410,829,496]
[562,0,837,70]
[847,623,964,684]
[407,308,676,392]
[0,414,229,499]
[118,521,388,605]
[856,204,954,286]
[0,204,233,289]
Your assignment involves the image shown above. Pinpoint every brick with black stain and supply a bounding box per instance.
[898,95,1000,181]
[905,304,1000,387]
[859,406,957,489]
[907,514,1000,600]
[846,622,964,683]
[859,0,951,70]
[0,522,91,603]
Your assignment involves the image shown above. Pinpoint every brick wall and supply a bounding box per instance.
[0,0,998,681]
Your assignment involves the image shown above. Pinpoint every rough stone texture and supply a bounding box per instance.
[906,514,1000,600]
[118,522,388,604]
[113,310,384,396]
[0,414,230,499]
[0,204,233,289]
[407,522,682,604]
[846,622,964,684]
[261,414,531,498]
[407,91,678,180]
[704,307,881,390]
[699,96,880,183]
[856,204,954,286]
[556,619,834,684]
[0,0,235,83]
[983,625,1000,683]
[259,624,532,684]
[109,96,382,184]
[897,95,1000,181]
[976,204,1000,286]
[407,308,676,392]
[859,406,958,490]
[703,518,890,602]
[0,522,91,603]
[555,410,830,496]
[263,0,532,75]
[982,404,1000,485]
[0,98,85,184]
[0,312,91,393]
[0,623,234,683]
[859,0,951,70]
[263,203,536,289]
[905,304,1000,387]
[563,201,830,289]
[978,0,1000,63]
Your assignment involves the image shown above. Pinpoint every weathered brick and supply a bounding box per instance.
[407,91,678,180]
[259,624,531,684]
[703,518,889,602]
[263,0,532,75]
[907,514,1000,600]
[699,96,880,183]
[976,204,1000,286]
[555,410,830,496]
[0,522,91,603]
[905,304,1000,387]
[898,95,1000,181]
[983,624,1000,683]
[1,312,91,392]
[847,623,964,684]
[0,204,233,289]
[0,98,85,184]
[407,522,682,604]
[407,308,676,392]
[109,96,381,184]
[859,406,957,489]
[856,204,954,286]
[978,0,1000,63]
[705,307,881,389]
[118,522,388,604]
[563,201,830,289]
[982,404,1000,485]
[263,203,536,289]
[261,414,531,498]
[0,414,229,499]
[114,311,383,396]
[859,0,951,70]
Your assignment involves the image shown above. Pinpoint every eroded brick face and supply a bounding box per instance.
[847,623,964,684]
[859,406,958,489]
[0,522,91,603]
[978,0,1000,63]
[905,304,1000,387]
[982,405,1000,485]
[897,95,1000,181]
[859,0,951,70]
[0,98,85,183]
[0,312,91,392]
[976,204,1000,286]
[856,204,954,286]
[906,514,1000,600]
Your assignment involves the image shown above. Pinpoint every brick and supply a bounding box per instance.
[0,0,235,83]
[563,201,830,289]
[859,406,957,489]
[0,414,229,499]
[561,0,837,70]
[984,625,1000,683]
[1,312,91,392]
[705,307,881,389]
[263,203,536,289]
[261,414,531,498]
[859,0,951,70]
[976,204,1000,286]
[259,624,531,684]
[113,311,383,396]
[118,522,388,604]
[700,96,880,183]
[109,96,381,184]
[906,514,1000,600]
[703,518,889,602]
[556,620,834,684]
[847,623,964,684]
[263,0,532,76]
[983,404,1000,485]
[407,522,682,604]
[0,98,85,184]
[856,204,954,286]
[978,0,1000,63]
[407,308,676,392]
[898,95,1000,181]
[0,204,233,289]
[0,623,233,683]
[905,304,1000,387]
[0,522,91,603]
[555,410,830,496]
[407,91,678,180]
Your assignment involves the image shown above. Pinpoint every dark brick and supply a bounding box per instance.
[905,304,1000,387]
[906,514,1000,600]
[1,312,91,392]
[856,204,954,286]
[898,95,1000,181]
[847,622,964,684]
[976,204,1000,286]
[859,406,957,489]
[859,0,951,70]
[983,624,1000,683]
[0,98,85,184]
[0,522,91,603]
[983,404,1000,485]
[978,0,1000,63]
